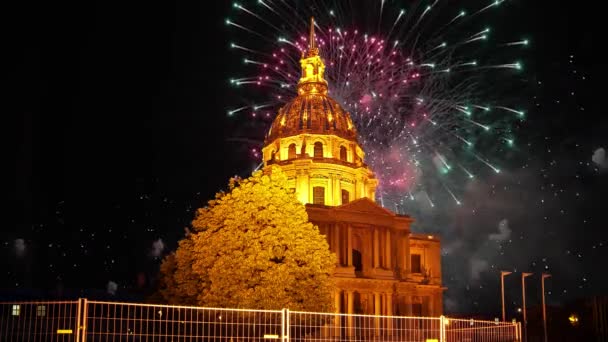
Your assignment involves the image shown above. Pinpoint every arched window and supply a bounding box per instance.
[313,186,325,205]
[340,146,347,161]
[341,189,350,204]
[313,142,323,158]
[288,144,297,159]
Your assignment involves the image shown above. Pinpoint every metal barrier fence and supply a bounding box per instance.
[1,299,521,341]
[0,300,82,341]
[288,310,442,341]
[445,318,521,342]
[83,300,282,341]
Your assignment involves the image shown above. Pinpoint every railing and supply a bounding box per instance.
[1,299,521,341]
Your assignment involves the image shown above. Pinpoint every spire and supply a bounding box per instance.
[298,17,327,95]
[309,17,316,51]
[305,17,319,58]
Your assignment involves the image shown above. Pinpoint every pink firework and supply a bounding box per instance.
[228,0,527,211]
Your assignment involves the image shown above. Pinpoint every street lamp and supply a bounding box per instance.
[542,273,551,342]
[522,272,533,342]
[500,271,512,322]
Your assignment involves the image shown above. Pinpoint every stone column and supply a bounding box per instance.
[373,228,380,268]
[346,291,355,337]
[333,174,342,206]
[400,232,407,276]
[335,175,343,205]
[404,232,410,274]
[347,225,353,266]
[296,171,309,204]
[385,228,392,269]
[335,224,342,266]
[386,293,394,333]
[359,178,365,199]
[335,290,342,313]
[374,292,381,336]
[333,290,342,337]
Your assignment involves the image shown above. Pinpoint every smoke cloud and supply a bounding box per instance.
[592,147,608,168]
[150,238,165,258]
[107,281,118,295]
[14,239,26,258]
[470,257,489,281]
[489,219,511,242]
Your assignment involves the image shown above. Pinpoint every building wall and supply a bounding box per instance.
[307,202,444,318]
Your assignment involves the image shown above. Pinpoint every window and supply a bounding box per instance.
[341,189,350,204]
[12,305,20,316]
[352,250,362,272]
[411,254,422,273]
[37,305,46,317]
[288,144,297,159]
[313,142,323,158]
[340,146,347,161]
[313,186,325,205]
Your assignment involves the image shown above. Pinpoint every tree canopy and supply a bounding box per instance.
[159,166,335,311]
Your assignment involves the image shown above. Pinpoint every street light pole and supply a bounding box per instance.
[522,272,533,342]
[500,271,512,322]
[542,273,551,342]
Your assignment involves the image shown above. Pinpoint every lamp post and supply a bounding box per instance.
[521,272,533,342]
[500,271,512,322]
[542,273,551,342]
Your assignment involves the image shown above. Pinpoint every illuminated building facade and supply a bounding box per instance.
[262,19,444,318]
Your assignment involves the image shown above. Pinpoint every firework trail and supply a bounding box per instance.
[226,0,528,213]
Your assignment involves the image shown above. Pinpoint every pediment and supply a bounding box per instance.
[335,197,396,217]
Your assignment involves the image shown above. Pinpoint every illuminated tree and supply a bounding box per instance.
[159,166,335,312]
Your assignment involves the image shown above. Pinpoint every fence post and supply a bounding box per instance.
[440,315,446,342]
[517,321,522,341]
[75,299,82,342]
[79,298,88,342]
[282,308,290,342]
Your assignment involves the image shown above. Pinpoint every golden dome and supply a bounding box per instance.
[265,18,358,145]
[266,94,357,144]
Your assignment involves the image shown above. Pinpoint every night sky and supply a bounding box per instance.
[8,0,606,317]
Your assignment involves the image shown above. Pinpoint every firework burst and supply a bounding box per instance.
[226,0,528,214]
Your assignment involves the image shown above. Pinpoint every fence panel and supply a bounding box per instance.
[289,310,442,341]
[445,318,519,342]
[84,300,283,341]
[0,300,81,342]
[1,299,522,341]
